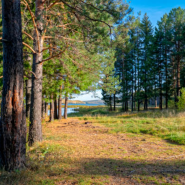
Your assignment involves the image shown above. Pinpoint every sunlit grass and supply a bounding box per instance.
[1,109,185,184]
[71,107,185,145]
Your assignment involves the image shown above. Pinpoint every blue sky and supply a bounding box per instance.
[130,0,185,27]
[73,0,185,101]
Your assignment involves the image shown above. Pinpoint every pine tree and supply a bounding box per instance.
[0,0,26,171]
[140,13,153,110]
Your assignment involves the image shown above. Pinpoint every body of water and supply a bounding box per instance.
[66,103,102,106]
[48,103,103,116]
[48,107,78,116]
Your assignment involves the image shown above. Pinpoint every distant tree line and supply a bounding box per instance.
[102,7,185,111]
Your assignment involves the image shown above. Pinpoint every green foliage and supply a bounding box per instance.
[168,100,176,109]
[177,88,185,110]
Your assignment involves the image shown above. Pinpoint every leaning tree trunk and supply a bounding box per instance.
[58,95,62,120]
[0,0,26,171]
[64,95,68,119]
[29,0,44,146]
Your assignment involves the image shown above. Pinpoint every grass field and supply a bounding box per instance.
[1,107,185,184]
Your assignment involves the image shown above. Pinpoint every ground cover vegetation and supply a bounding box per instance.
[0,0,185,184]
[1,110,185,184]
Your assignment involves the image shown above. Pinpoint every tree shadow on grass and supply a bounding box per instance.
[1,156,185,184]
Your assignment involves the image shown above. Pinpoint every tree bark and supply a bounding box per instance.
[45,102,48,117]
[109,95,113,111]
[50,96,54,122]
[0,0,26,171]
[54,99,58,119]
[26,57,32,119]
[58,95,62,120]
[64,95,68,119]
[138,100,140,111]
[122,57,125,111]
[165,48,168,109]
[29,0,45,146]
[159,58,162,110]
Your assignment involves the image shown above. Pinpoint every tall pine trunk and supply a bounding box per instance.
[159,58,162,110]
[113,93,116,111]
[0,0,26,171]
[165,48,168,109]
[50,96,54,122]
[144,69,148,110]
[64,95,68,119]
[54,99,58,119]
[109,95,113,111]
[26,56,32,119]
[172,57,177,107]
[29,0,44,146]
[122,57,125,111]
[58,95,62,120]
[45,102,48,117]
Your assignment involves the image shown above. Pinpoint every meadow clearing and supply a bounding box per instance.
[1,107,185,185]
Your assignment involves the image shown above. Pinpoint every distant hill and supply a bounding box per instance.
[83,100,104,105]
[62,100,85,104]
[61,99,105,105]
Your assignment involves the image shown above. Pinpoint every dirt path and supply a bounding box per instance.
[41,118,185,184]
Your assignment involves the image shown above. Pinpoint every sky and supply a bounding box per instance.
[130,0,185,27]
[72,0,185,101]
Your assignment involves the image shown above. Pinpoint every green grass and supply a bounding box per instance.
[70,107,185,145]
[1,108,185,184]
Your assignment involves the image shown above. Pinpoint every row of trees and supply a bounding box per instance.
[0,0,132,171]
[103,7,185,111]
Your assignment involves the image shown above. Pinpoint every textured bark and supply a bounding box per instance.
[58,95,62,120]
[26,56,32,119]
[0,0,26,171]
[64,96,68,119]
[29,0,45,146]
[26,77,32,119]
[50,96,54,122]
[54,99,58,119]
